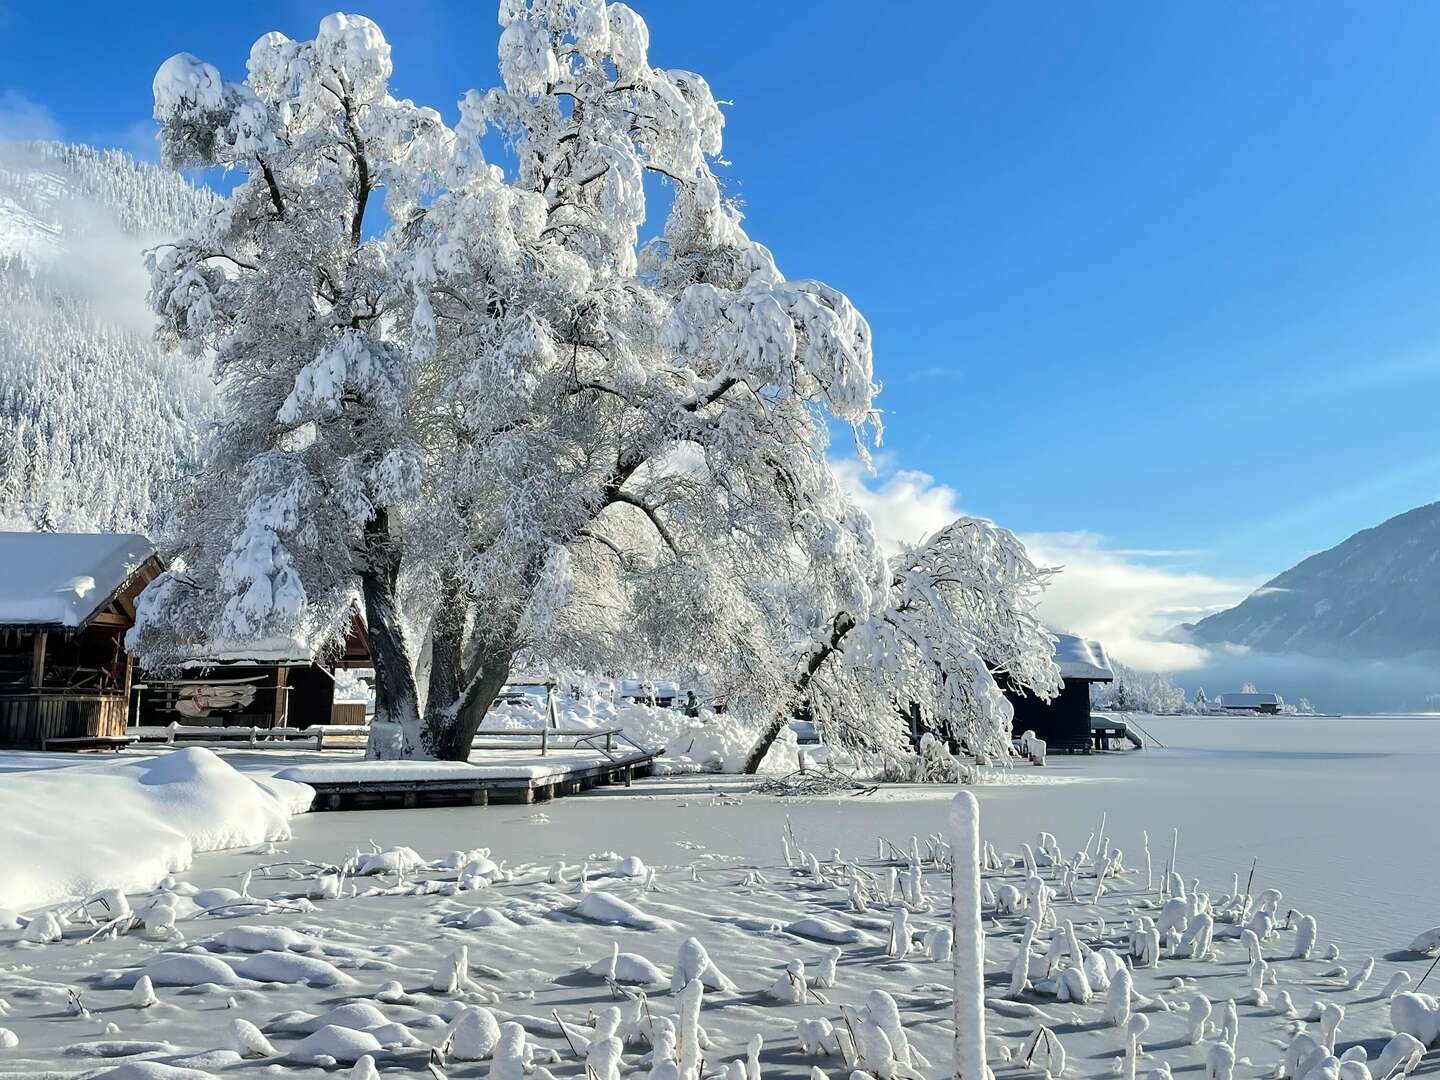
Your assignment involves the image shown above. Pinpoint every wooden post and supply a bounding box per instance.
[950,791,986,1080]
[30,631,47,689]
[274,666,290,728]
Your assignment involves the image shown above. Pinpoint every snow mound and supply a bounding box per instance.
[100,952,242,989]
[231,951,354,987]
[784,917,871,945]
[268,1002,391,1035]
[588,949,669,985]
[202,925,319,953]
[0,746,312,911]
[284,1024,384,1064]
[90,1064,221,1080]
[567,890,673,931]
[446,906,521,929]
[353,846,428,876]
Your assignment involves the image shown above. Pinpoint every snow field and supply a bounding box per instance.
[0,746,312,911]
[0,747,1437,1080]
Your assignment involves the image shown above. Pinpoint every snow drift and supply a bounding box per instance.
[0,747,311,912]
[485,693,796,774]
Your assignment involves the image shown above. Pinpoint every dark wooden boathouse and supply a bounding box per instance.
[0,532,163,749]
[133,609,372,729]
[1005,633,1115,753]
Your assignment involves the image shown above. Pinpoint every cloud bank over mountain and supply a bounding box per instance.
[834,457,1440,711]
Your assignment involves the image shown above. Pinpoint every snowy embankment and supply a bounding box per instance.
[0,747,311,913]
[485,694,801,774]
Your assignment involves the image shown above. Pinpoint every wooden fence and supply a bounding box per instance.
[0,693,129,749]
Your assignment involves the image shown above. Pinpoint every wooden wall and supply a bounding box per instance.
[0,693,128,749]
[1007,678,1097,753]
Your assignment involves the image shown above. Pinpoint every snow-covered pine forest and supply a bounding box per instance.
[122,5,1062,767]
[0,141,217,533]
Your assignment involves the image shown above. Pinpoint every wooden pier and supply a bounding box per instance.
[266,729,659,811]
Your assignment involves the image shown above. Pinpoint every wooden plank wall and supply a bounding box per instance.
[0,694,128,749]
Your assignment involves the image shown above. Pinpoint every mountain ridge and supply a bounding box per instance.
[1184,501,1440,660]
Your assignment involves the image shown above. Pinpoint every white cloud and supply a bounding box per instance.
[0,90,61,142]
[1018,530,1257,672]
[829,456,967,555]
[832,457,1257,672]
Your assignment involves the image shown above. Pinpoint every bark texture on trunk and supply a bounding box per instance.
[359,510,423,757]
[423,574,467,725]
[423,635,514,761]
[741,610,856,774]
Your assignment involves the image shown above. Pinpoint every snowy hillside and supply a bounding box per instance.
[1184,501,1440,659]
[0,140,216,533]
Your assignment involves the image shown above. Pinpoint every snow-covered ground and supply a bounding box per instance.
[0,715,1437,1080]
[0,747,311,912]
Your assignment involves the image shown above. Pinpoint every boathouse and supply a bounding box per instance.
[133,609,372,730]
[1217,691,1284,714]
[0,532,164,749]
[1005,633,1115,753]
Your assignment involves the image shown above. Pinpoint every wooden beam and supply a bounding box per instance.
[274,666,290,727]
[30,632,47,689]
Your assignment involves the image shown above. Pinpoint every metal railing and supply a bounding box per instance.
[470,725,655,760]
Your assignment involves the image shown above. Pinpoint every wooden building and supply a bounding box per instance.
[0,532,163,749]
[1005,633,1115,753]
[134,610,371,729]
[1217,691,1284,715]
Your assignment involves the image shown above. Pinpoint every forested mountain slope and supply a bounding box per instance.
[0,141,216,533]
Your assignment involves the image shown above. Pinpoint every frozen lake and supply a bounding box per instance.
[2,713,1436,1079]
[271,713,1439,962]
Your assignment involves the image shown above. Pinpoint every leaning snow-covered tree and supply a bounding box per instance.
[742,517,1063,773]
[130,4,887,760]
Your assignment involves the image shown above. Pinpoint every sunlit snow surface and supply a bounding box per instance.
[1,715,1437,1078]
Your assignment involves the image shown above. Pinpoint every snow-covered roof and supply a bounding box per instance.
[0,532,158,629]
[178,639,316,667]
[1053,634,1114,682]
[620,679,682,699]
[178,608,370,668]
[1218,692,1284,708]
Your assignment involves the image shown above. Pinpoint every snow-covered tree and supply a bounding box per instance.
[742,517,1062,772]
[1092,661,1188,715]
[1193,686,1208,712]
[130,5,885,760]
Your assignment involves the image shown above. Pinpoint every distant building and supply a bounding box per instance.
[618,679,682,708]
[1004,634,1115,753]
[0,532,164,749]
[1217,691,1284,714]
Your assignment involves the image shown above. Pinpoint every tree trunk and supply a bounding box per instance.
[742,610,856,773]
[742,709,793,775]
[359,509,422,758]
[424,573,467,721]
[423,634,514,761]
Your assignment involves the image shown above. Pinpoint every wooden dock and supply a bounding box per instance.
[265,729,659,811]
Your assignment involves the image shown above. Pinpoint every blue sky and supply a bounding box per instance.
[4,0,1440,669]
